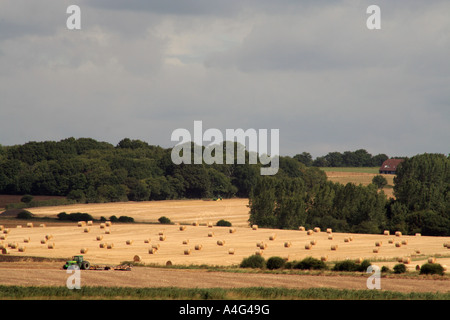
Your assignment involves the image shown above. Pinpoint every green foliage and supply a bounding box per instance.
[216,219,232,227]
[419,263,444,276]
[332,260,370,272]
[293,257,327,270]
[372,175,388,189]
[393,264,407,274]
[266,256,285,270]
[381,266,390,273]
[240,255,265,269]
[158,216,171,224]
[16,210,34,219]
[57,212,94,222]
[20,195,34,203]
[109,215,118,222]
[118,216,134,223]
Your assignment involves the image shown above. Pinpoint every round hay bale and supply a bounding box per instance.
[269,234,276,241]
[331,245,338,251]
[415,249,421,254]
[373,248,380,253]
[106,243,114,249]
[192,221,199,226]
[321,256,328,262]
[284,241,291,248]
[313,227,321,233]
[395,242,402,247]
[442,265,447,272]
[217,240,225,246]
[159,235,166,241]
[148,248,157,254]
[105,221,112,227]
[16,225,22,228]
[428,257,436,264]
[229,228,236,233]
[306,230,313,235]
[207,232,214,237]
[402,257,411,264]
[195,244,203,250]
[388,239,394,244]
[77,221,85,227]
[99,243,106,248]
[184,249,191,255]
[355,257,363,263]
[310,240,317,245]
[3,228,10,234]
[45,234,53,240]
[344,237,350,243]
[80,248,88,254]
[349,236,354,241]
[166,260,172,266]
[182,239,189,245]
[252,225,258,230]
[2,248,9,254]
[133,255,142,262]
[158,231,164,236]
[255,250,263,256]
[10,243,18,249]
[401,240,408,245]
[152,244,160,250]
[395,231,402,237]
[24,237,30,243]
[18,246,26,252]
[298,226,305,231]
[207,222,213,228]
[39,224,46,228]
[259,242,267,250]
[326,228,332,234]
[48,243,55,249]
[0,225,3,230]
[84,227,90,233]
[443,243,448,248]
[328,235,333,240]
[100,223,106,229]
[305,243,312,250]
[375,241,382,247]
[0,235,6,240]
[383,230,390,235]
[40,239,47,244]
[415,233,421,236]
[126,240,133,245]
[96,235,103,241]
[87,221,93,226]
[26,223,33,228]
[105,229,111,234]
[179,225,187,231]
[228,248,235,255]
[144,238,150,243]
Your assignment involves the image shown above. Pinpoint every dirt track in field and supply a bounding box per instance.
[0,261,448,293]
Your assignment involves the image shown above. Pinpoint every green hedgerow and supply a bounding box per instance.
[419,263,444,276]
[240,255,265,269]
[266,257,285,270]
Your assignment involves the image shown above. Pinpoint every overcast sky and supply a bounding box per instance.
[0,0,449,158]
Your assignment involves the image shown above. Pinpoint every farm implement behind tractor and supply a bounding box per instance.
[62,255,132,271]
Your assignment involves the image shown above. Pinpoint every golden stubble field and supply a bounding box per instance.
[1,199,449,271]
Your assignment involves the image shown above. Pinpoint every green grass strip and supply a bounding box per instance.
[0,285,448,300]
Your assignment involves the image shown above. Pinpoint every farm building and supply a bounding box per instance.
[379,159,404,174]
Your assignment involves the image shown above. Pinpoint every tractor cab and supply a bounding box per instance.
[63,255,91,270]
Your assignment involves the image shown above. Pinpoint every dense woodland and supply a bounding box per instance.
[0,138,448,235]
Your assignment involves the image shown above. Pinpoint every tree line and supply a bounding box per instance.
[249,153,449,236]
[0,138,325,203]
[294,149,394,167]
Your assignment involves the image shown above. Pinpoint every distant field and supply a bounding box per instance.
[319,167,380,174]
[321,167,395,199]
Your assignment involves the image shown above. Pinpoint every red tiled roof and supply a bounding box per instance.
[379,159,404,171]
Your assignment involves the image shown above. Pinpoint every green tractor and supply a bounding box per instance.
[63,255,91,270]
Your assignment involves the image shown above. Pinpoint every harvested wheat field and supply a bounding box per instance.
[325,171,395,198]
[1,204,449,271]
[26,198,250,227]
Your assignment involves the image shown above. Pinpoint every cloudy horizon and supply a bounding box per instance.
[0,0,449,158]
